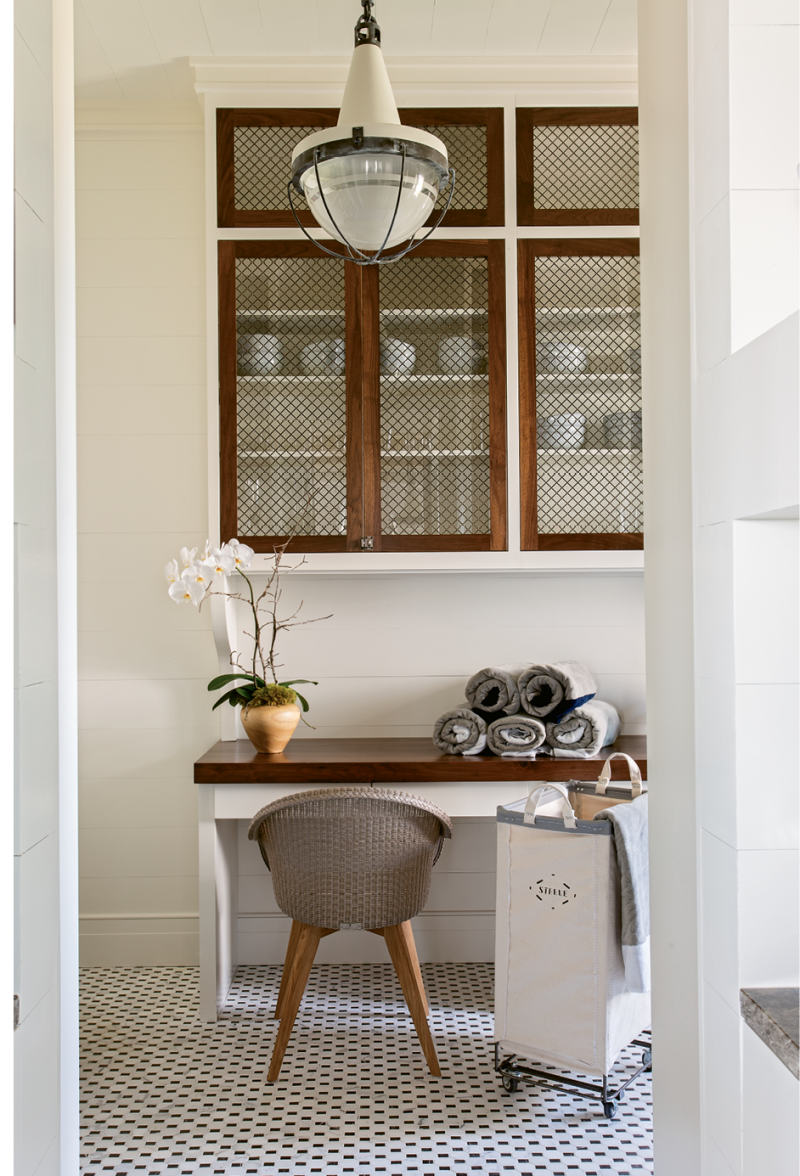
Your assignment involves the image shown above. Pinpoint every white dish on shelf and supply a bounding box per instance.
[536,339,588,373]
[237,333,283,376]
[604,410,642,449]
[538,413,586,449]
[301,337,346,376]
[437,335,485,374]
[381,338,416,375]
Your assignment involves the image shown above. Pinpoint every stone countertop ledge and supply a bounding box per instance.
[740,988,799,1079]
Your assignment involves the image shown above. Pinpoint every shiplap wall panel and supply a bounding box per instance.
[231,575,646,734]
[77,113,216,967]
[76,188,206,240]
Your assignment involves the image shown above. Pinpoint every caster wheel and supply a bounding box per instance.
[603,1101,618,1120]
[502,1075,520,1093]
[642,1050,652,1071]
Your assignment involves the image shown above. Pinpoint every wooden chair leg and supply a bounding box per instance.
[403,923,429,1015]
[275,923,336,1020]
[382,921,441,1077]
[274,919,302,1020]
[267,922,324,1081]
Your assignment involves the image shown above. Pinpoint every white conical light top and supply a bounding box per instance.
[337,43,400,128]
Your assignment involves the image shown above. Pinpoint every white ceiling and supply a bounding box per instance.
[74,0,637,102]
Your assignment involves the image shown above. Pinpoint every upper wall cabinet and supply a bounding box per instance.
[218,240,507,554]
[516,108,639,226]
[518,239,642,552]
[216,108,504,229]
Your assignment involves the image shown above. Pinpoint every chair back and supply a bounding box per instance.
[248,787,452,930]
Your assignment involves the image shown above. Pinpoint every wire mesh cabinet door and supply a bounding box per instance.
[518,239,642,552]
[216,109,337,228]
[363,241,508,552]
[217,108,504,230]
[218,241,364,553]
[398,108,505,228]
[516,108,639,227]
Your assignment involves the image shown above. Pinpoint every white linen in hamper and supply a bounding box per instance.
[494,790,650,1077]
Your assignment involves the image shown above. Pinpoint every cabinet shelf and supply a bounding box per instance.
[237,375,345,386]
[536,373,637,382]
[538,447,642,455]
[379,308,488,320]
[240,448,490,459]
[536,306,639,317]
[381,374,488,384]
[238,309,345,319]
[240,449,344,458]
[237,374,488,387]
[381,448,488,458]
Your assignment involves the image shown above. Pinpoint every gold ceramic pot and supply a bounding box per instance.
[240,703,300,754]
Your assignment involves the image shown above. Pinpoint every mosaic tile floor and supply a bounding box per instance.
[80,965,653,1175]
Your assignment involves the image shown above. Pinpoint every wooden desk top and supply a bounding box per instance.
[195,735,646,786]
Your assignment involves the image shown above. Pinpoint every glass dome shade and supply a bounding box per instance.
[301,152,441,253]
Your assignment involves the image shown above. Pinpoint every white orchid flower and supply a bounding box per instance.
[169,574,205,606]
[164,558,180,584]
[203,547,236,578]
[224,539,255,571]
[186,561,214,591]
[180,545,198,569]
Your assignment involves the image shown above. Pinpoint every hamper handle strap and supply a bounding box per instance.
[524,783,577,830]
[596,751,643,797]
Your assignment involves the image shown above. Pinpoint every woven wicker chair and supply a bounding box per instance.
[248,787,453,1081]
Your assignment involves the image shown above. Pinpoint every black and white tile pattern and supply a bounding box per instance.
[80,964,653,1175]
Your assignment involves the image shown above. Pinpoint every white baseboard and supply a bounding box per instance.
[78,911,496,966]
[80,931,199,967]
[238,912,496,964]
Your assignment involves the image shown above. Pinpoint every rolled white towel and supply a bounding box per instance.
[465,663,532,716]
[487,713,547,758]
[544,699,620,758]
[518,660,597,720]
[433,708,488,756]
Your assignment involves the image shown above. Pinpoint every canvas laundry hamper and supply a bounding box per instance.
[494,759,651,1078]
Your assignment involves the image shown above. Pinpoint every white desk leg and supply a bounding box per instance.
[198,785,239,1021]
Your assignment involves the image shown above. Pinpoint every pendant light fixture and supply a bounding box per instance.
[288,0,455,264]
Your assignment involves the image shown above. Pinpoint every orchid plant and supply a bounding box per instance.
[165,538,330,718]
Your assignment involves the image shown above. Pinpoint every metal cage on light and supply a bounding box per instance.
[288,1,456,265]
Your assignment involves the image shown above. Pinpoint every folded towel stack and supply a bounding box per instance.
[433,660,622,759]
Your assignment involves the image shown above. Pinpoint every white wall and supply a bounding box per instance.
[231,572,646,739]
[15,0,76,1171]
[692,2,799,1172]
[640,0,799,1172]
[75,101,648,967]
[76,102,218,967]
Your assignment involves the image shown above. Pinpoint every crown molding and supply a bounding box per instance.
[190,54,637,92]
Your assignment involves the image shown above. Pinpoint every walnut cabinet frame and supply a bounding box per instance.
[216,107,505,229]
[518,238,643,552]
[516,108,639,227]
[219,240,508,554]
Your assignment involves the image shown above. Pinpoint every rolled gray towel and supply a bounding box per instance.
[487,713,547,758]
[465,663,532,716]
[544,699,620,758]
[433,708,488,756]
[518,660,597,720]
